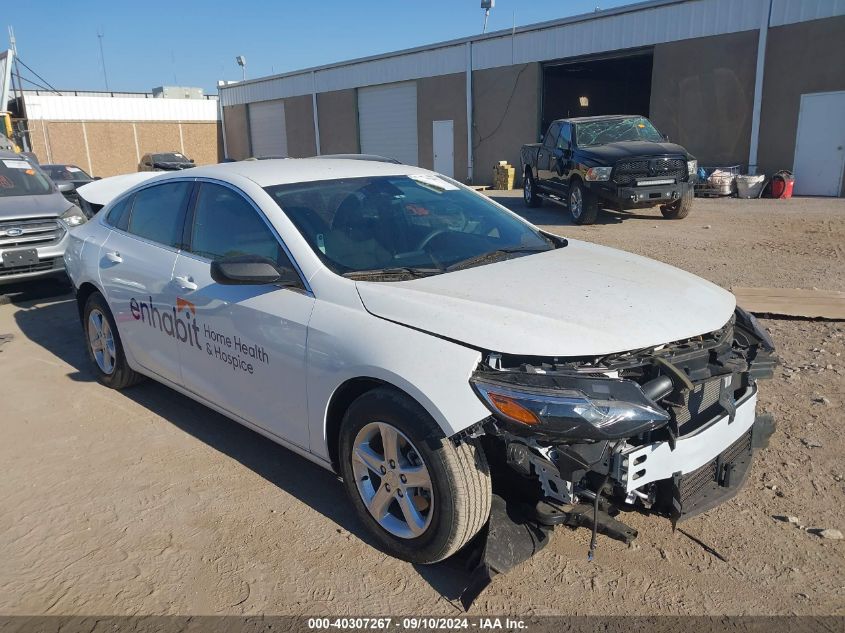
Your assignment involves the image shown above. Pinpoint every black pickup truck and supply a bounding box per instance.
[520,115,697,224]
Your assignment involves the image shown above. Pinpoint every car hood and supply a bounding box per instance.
[355,240,735,357]
[579,141,690,162]
[154,162,193,170]
[0,191,72,220]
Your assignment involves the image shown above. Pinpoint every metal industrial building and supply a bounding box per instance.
[219,0,845,196]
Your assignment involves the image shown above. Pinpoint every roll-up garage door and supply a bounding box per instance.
[248,100,287,158]
[358,82,418,166]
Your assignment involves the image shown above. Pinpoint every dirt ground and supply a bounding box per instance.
[0,195,843,617]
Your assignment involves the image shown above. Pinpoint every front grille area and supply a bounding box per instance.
[0,257,57,277]
[0,217,65,249]
[672,378,725,431]
[612,158,687,186]
[677,429,753,509]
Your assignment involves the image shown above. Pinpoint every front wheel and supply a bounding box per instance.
[568,180,599,225]
[661,188,694,219]
[338,387,492,564]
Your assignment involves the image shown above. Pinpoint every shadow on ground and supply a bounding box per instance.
[12,291,479,605]
[488,193,666,225]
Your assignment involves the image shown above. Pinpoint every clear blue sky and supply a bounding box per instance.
[7,0,633,94]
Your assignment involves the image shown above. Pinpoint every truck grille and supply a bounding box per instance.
[612,158,687,186]
[0,217,65,249]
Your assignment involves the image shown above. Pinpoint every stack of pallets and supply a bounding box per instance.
[493,161,515,190]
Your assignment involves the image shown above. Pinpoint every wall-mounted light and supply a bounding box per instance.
[579,96,589,107]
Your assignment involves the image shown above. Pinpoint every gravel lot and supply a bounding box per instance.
[0,195,843,616]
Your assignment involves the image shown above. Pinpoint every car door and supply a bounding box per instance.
[172,180,315,449]
[98,180,194,383]
[536,123,560,189]
[552,122,574,194]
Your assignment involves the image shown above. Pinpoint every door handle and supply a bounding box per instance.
[104,251,122,263]
[173,275,197,291]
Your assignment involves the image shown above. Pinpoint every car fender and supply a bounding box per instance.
[304,280,489,463]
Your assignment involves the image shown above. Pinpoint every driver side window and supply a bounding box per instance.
[557,123,572,150]
[542,123,560,150]
[189,183,291,267]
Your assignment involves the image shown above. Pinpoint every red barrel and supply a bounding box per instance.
[768,171,794,199]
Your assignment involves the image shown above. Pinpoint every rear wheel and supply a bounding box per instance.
[83,292,144,389]
[661,188,694,219]
[569,180,599,225]
[338,387,491,564]
[523,171,542,207]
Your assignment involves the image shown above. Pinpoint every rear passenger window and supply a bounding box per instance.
[126,182,192,248]
[105,194,133,229]
[189,183,288,265]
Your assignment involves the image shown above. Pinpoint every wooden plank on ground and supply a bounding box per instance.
[732,287,845,320]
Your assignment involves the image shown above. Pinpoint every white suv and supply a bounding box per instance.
[65,159,776,566]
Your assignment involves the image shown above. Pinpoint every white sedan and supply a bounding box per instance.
[64,159,776,564]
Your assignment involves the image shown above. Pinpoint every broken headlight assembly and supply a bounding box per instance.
[471,372,669,441]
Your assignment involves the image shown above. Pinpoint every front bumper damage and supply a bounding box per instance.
[454,309,777,608]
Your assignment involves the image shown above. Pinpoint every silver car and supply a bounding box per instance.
[0,150,87,285]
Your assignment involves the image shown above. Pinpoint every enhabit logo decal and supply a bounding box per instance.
[129,296,269,375]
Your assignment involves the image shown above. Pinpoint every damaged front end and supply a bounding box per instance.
[457,307,777,606]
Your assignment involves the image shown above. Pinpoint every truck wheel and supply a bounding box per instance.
[523,172,542,207]
[569,180,599,225]
[661,188,693,219]
[338,387,492,564]
[83,291,144,389]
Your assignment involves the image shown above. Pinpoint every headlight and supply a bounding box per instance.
[584,166,612,182]
[687,159,698,178]
[471,373,669,441]
[60,205,87,227]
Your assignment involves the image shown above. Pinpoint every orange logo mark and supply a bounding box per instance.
[176,297,196,315]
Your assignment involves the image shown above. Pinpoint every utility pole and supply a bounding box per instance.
[97,28,109,92]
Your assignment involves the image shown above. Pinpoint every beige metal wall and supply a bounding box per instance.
[650,30,758,168]
[472,63,541,186]
[29,119,222,177]
[223,104,250,159]
[757,15,845,195]
[317,89,359,155]
[417,72,467,178]
[284,94,317,158]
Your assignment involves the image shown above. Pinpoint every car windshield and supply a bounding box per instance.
[264,174,555,277]
[153,153,189,162]
[44,165,93,181]
[0,158,54,197]
[575,116,664,147]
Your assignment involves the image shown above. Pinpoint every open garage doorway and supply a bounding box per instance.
[542,50,654,131]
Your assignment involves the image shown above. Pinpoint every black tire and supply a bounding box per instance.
[568,179,599,225]
[82,291,144,389]
[523,171,542,207]
[338,387,492,564]
[661,188,693,219]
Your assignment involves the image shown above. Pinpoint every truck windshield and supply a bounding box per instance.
[0,159,54,197]
[575,116,664,147]
[265,174,554,276]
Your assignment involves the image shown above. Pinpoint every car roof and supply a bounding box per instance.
[556,114,641,124]
[171,158,435,187]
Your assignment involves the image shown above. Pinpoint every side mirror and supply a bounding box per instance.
[539,134,545,144]
[663,134,670,142]
[143,162,152,167]
[210,255,301,287]
[56,182,76,193]
[190,159,195,163]
[94,176,102,181]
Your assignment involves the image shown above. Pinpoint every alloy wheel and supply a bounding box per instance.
[570,186,583,219]
[351,422,434,539]
[87,309,116,375]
